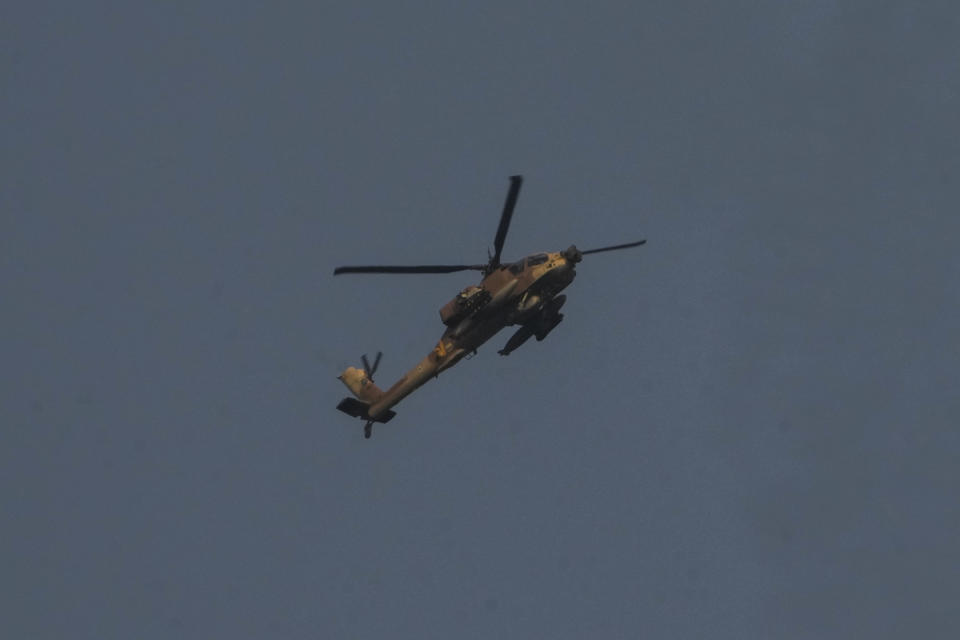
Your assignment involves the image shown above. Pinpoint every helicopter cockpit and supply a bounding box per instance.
[508,253,549,274]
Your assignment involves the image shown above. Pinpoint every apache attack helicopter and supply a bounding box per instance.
[333,175,645,438]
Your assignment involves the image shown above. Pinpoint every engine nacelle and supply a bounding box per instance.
[439,286,492,326]
[516,294,541,315]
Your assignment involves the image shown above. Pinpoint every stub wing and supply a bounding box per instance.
[336,397,396,423]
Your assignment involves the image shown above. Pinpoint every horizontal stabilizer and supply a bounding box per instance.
[336,397,396,423]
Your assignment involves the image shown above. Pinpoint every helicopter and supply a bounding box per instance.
[333,175,645,438]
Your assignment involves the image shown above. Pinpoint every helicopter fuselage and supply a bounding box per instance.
[341,250,577,423]
[333,174,645,438]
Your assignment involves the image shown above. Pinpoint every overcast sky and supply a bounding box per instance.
[4,2,959,638]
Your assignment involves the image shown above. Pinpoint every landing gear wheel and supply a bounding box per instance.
[364,422,372,439]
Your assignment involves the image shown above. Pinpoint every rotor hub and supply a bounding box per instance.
[563,244,583,264]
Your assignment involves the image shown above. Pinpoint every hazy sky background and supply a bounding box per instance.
[4,2,959,638]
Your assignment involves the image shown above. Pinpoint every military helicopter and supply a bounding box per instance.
[334,175,645,438]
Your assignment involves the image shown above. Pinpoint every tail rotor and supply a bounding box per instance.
[337,351,392,439]
[361,351,382,382]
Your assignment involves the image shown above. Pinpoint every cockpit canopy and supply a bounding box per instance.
[507,253,549,274]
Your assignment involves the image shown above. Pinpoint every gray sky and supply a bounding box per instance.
[3,2,959,638]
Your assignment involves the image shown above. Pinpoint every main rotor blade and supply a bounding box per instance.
[580,239,647,255]
[333,264,486,275]
[490,175,523,267]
